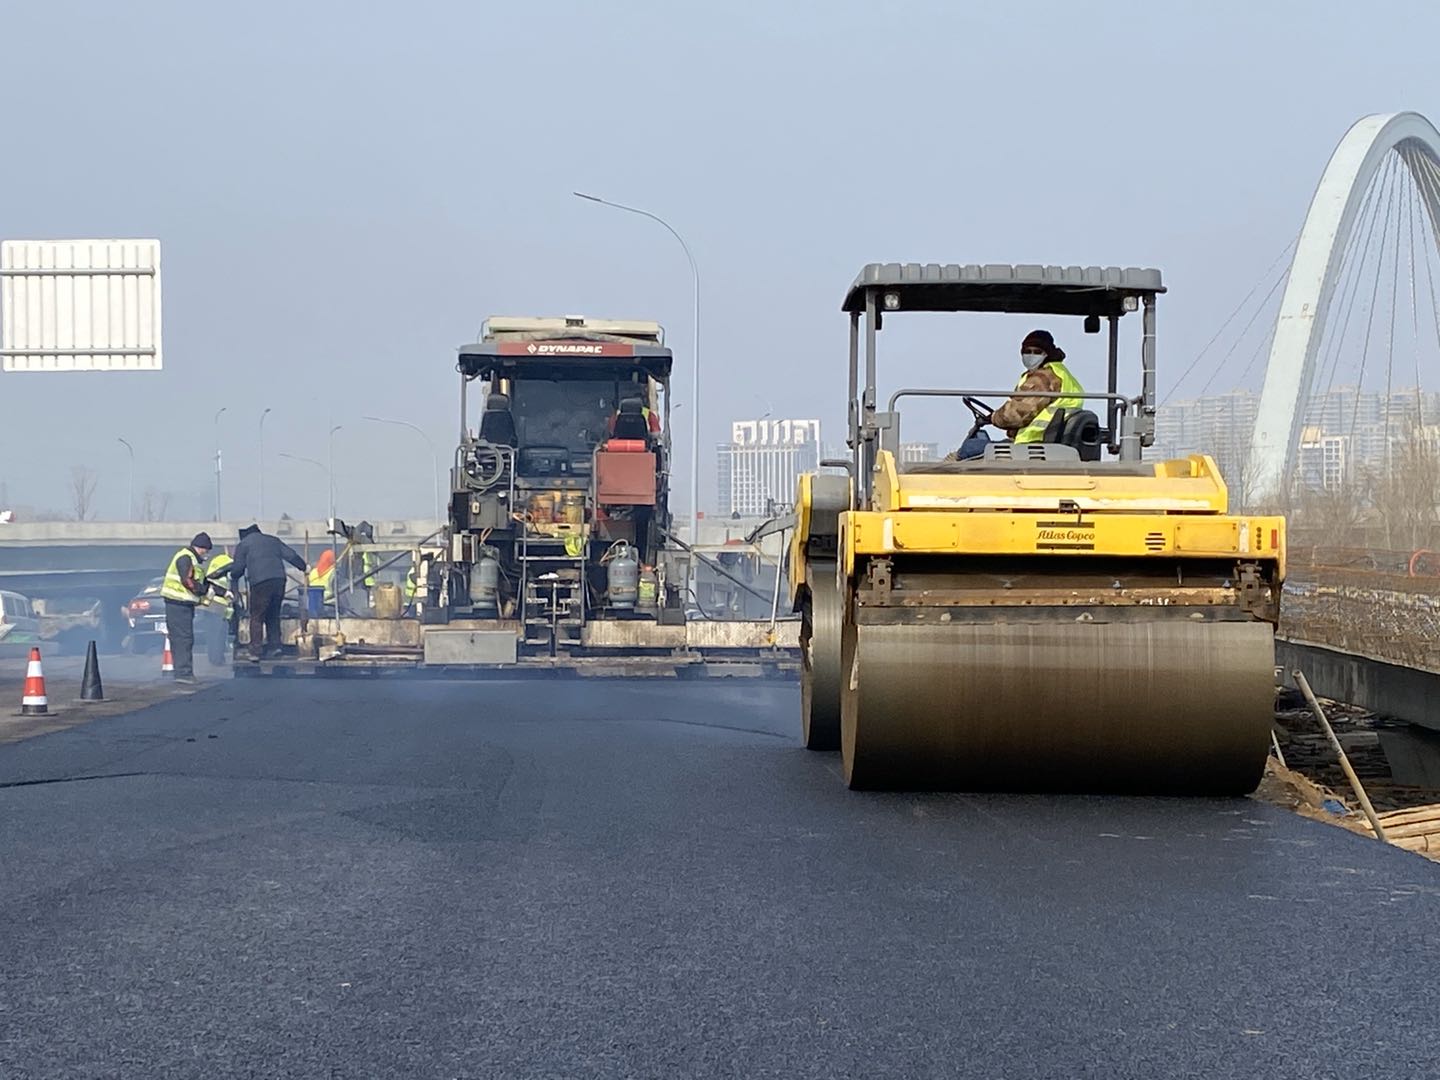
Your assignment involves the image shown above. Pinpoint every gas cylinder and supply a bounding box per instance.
[607,543,640,609]
[470,548,500,612]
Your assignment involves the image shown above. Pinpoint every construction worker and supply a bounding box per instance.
[200,550,237,663]
[993,330,1085,442]
[956,330,1085,459]
[359,550,378,610]
[160,532,213,682]
[309,549,337,602]
[404,558,421,609]
[228,524,307,661]
[203,551,236,611]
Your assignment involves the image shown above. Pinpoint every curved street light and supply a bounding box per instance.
[363,415,441,523]
[574,191,702,557]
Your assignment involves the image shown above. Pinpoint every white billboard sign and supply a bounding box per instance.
[1,239,162,372]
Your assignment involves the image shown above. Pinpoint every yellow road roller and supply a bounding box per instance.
[790,263,1285,794]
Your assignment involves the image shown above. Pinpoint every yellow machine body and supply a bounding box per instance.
[843,452,1284,576]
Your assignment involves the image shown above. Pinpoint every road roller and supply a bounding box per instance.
[790,263,1286,794]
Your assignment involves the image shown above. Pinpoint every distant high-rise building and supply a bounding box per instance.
[1150,386,1440,490]
[898,441,941,463]
[716,419,821,516]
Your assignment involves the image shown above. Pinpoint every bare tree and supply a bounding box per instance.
[139,487,172,523]
[1289,479,1367,548]
[69,467,98,522]
[1368,438,1440,552]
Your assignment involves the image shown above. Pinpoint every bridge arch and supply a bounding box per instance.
[1248,111,1440,500]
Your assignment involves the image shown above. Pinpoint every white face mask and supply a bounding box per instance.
[1021,350,1048,371]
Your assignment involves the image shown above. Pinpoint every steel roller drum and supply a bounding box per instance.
[840,617,1275,794]
[801,559,843,751]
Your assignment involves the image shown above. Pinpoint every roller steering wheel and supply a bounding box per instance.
[962,396,995,427]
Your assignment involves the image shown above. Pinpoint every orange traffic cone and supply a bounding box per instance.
[161,635,174,676]
[21,647,48,715]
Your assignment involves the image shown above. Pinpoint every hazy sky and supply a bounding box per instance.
[3,0,1439,523]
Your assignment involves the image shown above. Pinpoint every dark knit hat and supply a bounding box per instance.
[191,532,213,551]
[1021,330,1065,362]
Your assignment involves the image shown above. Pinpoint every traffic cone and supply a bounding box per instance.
[161,635,174,676]
[80,640,105,702]
[21,647,48,716]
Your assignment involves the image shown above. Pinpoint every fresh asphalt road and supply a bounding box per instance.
[2,678,1438,1079]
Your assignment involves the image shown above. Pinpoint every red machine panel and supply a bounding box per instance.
[595,450,657,505]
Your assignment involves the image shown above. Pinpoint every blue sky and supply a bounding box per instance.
[3,0,1437,520]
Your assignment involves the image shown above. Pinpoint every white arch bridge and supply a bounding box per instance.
[1247,111,1440,501]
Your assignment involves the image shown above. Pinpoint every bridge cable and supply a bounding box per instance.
[1191,264,1291,401]
[1234,302,1284,387]
[1311,151,1388,416]
[1346,152,1403,455]
[1409,152,1440,418]
[1382,158,1406,477]
[1309,153,1391,435]
[1405,149,1424,430]
[1161,234,1297,405]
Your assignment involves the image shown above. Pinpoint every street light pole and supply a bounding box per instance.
[258,407,273,521]
[327,424,343,523]
[574,191,702,557]
[363,416,441,523]
[116,437,135,520]
[213,407,227,523]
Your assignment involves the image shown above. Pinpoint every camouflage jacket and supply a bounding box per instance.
[991,365,1062,437]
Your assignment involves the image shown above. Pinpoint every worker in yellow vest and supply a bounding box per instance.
[202,552,236,619]
[200,551,236,664]
[992,330,1085,442]
[359,550,378,611]
[308,549,337,603]
[160,532,213,682]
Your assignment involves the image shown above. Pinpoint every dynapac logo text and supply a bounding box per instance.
[527,342,604,355]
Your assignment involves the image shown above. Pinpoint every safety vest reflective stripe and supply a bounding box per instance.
[361,553,377,588]
[1015,361,1085,444]
[161,547,202,604]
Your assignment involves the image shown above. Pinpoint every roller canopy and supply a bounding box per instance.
[843,262,1165,317]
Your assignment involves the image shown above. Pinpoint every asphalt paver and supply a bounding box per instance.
[2,677,1437,1078]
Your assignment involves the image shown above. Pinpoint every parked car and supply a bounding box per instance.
[123,578,231,665]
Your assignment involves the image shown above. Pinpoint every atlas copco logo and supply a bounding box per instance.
[526,342,603,355]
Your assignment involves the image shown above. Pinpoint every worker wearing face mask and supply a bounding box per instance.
[990,330,1085,443]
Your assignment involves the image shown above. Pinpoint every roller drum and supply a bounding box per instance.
[841,616,1274,795]
[800,559,843,751]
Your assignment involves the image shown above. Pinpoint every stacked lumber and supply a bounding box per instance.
[1367,803,1440,856]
